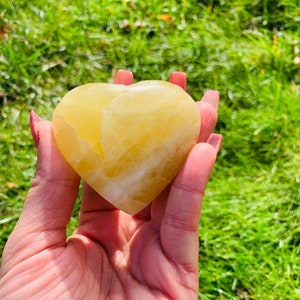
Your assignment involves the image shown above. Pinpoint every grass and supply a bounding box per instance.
[1,0,300,298]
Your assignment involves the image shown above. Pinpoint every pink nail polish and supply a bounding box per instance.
[30,111,42,148]
[169,72,187,90]
[207,133,222,151]
[114,70,134,85]
[202,90,219,110]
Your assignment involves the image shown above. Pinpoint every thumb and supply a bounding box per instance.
[25,111,80,234]
[4,112,80,262]
[30,111,80,188]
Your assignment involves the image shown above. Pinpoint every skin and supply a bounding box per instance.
[0,71,222,300]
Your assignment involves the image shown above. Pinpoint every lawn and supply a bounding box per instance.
[1,0,300,299]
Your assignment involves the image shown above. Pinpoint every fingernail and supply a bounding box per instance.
[207,133,222,151]
[114,70,134,85]
[169,72,187,90]
[30,111,42,148]
[202,90,219,110]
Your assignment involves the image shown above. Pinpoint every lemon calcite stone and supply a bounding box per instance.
[52,80,200,214]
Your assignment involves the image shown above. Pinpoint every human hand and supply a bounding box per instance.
[0,71,222,300]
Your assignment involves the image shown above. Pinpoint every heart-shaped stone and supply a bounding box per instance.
[52,80,200,214]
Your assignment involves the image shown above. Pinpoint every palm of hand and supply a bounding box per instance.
[0,71,220,300]
[14,214,196,299]
[1,194,199,299]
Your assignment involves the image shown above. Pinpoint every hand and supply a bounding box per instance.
[0,71,222,300]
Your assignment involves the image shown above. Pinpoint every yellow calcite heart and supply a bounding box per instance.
[52,80,200,214]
